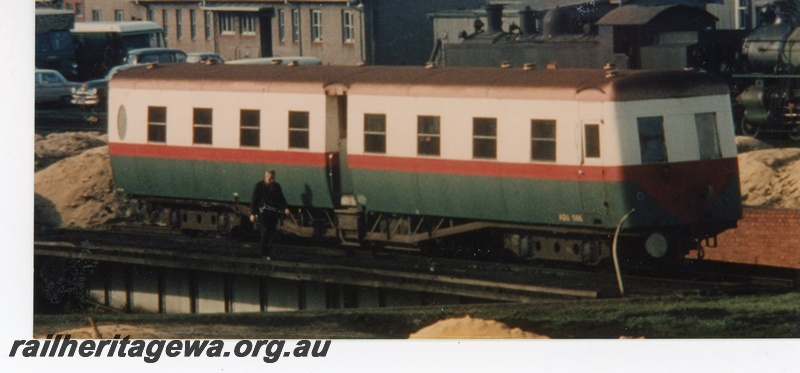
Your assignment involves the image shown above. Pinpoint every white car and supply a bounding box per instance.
[35,69,81,106]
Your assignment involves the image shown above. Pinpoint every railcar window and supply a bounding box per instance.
[193,108,213,145]
[531,120,556,162]
[240,109,260,148]
[417,116,440,156]
[637,116,667,164]
[695,113,721,160]
[289,111,310,149]
[364,114,386,154]
[584,124,600,159]
[147,106,167,143]
[473,118,497,159]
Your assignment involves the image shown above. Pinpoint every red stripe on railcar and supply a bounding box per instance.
[109,142,329,167]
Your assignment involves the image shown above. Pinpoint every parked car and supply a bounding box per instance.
[186,52,225,64]
[71,64,147,109]
[124,48,187,65]
[226,56,322,65]
[35,69,81,106]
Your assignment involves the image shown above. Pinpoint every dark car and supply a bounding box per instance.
[71,64,145,108]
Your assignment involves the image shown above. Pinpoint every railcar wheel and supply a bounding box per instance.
[740,117,760,138]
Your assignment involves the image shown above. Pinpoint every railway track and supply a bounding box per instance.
[34,227,798,304]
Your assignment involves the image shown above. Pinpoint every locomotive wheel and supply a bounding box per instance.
[788,127,800,142]
[740,117,760,138]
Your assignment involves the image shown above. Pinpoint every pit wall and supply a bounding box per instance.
[700,208,800,269]
[86,263,468,314]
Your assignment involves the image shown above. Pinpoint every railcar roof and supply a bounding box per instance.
[111,63,729,101]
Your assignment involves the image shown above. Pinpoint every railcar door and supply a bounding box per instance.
[578,119,609,225]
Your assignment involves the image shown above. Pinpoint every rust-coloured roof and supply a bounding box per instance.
[111,63,729,102]
[596,4,717,26]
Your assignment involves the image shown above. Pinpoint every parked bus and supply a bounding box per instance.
[72,21,165,81]
[35,9,77,80]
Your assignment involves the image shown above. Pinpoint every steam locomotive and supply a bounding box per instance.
[436,1,800,140]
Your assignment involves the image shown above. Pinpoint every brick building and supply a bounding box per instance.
[50,0,485,65]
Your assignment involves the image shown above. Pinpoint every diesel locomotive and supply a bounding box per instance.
[107,63,742,265]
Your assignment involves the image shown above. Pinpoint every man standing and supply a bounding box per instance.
[250,170,289,260]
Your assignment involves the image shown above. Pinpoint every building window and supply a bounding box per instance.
[736,0,750,29]
[531,120,556,162]
[289,111,310,149]
[278,9,286,42]
[147,106,167,143]
[637,116,667,164]
[205,12,212,40]
[65,3,73,11]
[342,10,355,43]
[364,114,386,154]
[291,9,300,42]
[695,113,721,160]
[146,9,153,21]
[115,10,123,21]
[193,108,213,145]
[92,10,102,21]
[190,10,197,40]
[311,9,322,42]
[584,124,600,159]
[240,110,260,147]
[162,10,169,38]
[241,13,256,35]
[176,10,183,40]
[220,12,236,35]
[417,116,440,156]
[473,118,497,159]
[75,3,83,17]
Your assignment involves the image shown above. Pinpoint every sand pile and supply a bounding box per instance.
[35,131,107,171]
[737,147,800,209]
[408,316,549,339]
[34,146,121,229]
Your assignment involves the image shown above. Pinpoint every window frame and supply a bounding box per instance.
[162,9,168,38]
[278,9,286,42]
[342,10,355,43]
[531,119,557,162]
[115,10,124,22]
[92,10,102,21]
[291,9,300,43]
[695,112,721,160]
[288,111,310,149]
[637,116,668,164]
[176,9,183,40]
[364,114,386,154]
[584,123,601,159]
[240,109,260,148]
[205,11,212,40]
[311,9,323,42]
[472,117,497,159]
[417,115,441,157]
[190,10,197,40]
[240,13,256,35]
[193,108,213,145]
[220,12,236,35]
[147,106,167,143]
